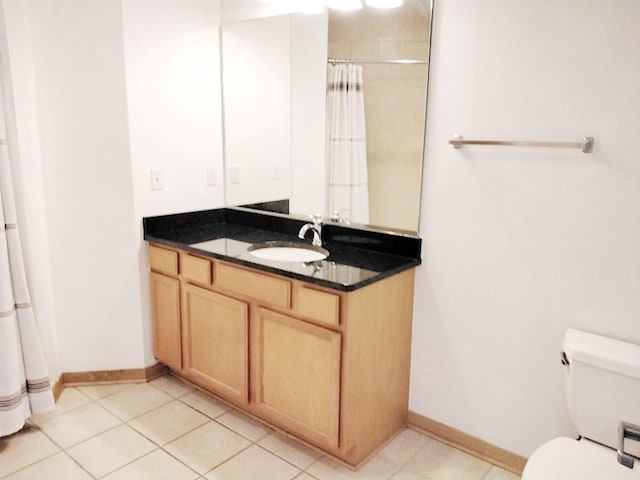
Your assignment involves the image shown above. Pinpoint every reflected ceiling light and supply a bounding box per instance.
[296,0,326,14]
[365,0,403,7]
[325,0,363,11]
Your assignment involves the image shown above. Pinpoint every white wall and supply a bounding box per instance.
[6,0,145,372]
[411,0,640,457]
[123,0,224,219]
[122,0,224,366]
[222,11,327,212]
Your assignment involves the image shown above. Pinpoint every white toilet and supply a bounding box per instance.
[523,328,640,479]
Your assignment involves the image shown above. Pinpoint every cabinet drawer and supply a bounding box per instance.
[298,287,340,326]
[181,254,212,285]
[216,263,290,309]
[149,245,178,275]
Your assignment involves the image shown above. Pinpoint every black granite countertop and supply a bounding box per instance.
[143,207,422,291]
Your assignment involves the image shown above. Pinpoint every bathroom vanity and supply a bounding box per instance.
[143,208,421,466]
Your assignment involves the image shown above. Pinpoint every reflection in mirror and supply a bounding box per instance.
[222,13,328,212]
[328,1,430,231]
[221,1,431,233]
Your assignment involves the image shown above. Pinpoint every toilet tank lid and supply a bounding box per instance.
[564,329,640,379]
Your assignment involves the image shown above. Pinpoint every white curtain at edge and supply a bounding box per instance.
[0,81,54,437]
[326,63,370,224]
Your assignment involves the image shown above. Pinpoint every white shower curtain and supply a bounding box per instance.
[0,81,54,437]
[326,63,369,224]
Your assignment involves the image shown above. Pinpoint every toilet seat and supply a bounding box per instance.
[522,437,638,480]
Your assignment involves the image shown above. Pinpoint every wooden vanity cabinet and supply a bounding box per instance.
[182,284,249,404]
[254,307,341,448]
[149,247,181,371]
[148,243,415,467]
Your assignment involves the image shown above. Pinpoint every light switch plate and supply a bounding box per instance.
[150,168,163,190]
[230,165,240,184]
[207,167,217,186]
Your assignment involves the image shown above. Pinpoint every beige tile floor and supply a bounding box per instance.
[0,375,521,480]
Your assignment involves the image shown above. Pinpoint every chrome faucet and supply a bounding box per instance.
[298,215,323,247]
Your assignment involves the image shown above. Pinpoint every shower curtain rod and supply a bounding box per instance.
[327,58,428,65]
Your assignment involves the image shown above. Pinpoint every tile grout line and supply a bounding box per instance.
[98,381,203,478]
[97,447,198,480]
[47,395,123,480]
[120,379,257,478]
[17,385,168,480]
[199,441,256,478]
[38,390,107,480]
[7,382,235,479]
[159,379,328,478]
[146,378,313,478]
[10,392,105,480]
[119,379,235,478]
[4,377,506,480]
[72,380,196,478]
[65,380,202,479]
[155,379,326,475]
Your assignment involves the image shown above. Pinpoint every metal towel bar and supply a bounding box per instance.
[449,135,594,153]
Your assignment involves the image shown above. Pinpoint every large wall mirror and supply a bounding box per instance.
[221,1,432,233]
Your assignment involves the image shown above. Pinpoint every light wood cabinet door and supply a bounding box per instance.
[182,284,249,404]
[150,272,181,371]
[255,308,341,448]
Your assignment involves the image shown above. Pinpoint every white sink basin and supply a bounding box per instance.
[248,242,329,262]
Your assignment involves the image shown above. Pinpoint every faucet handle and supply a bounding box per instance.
[330,210,351,225]
[311,214,323,226]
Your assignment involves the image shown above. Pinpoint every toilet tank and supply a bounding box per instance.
[564,329,640,453]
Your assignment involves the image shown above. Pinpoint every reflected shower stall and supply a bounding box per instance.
[327,1,430,231]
